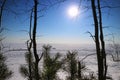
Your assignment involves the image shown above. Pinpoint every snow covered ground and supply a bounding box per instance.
[4,43,120,80]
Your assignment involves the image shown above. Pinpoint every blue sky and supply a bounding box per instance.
[2,0,120,44]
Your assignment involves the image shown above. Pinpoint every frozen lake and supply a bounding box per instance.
[4,43,120,80]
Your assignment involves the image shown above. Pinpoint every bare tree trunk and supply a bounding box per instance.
[26,9,33,80]
[33,0,40,80]
[78,61,82,80]
[91,0,103,80]
[0,0,7,28]
[97,0,107,79]
[27,40,32,80]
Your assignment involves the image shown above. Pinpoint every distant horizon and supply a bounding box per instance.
[3,41,115,49]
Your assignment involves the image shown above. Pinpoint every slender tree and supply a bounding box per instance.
[63,51,93,80]
[27,9,33,80]
[97,0,107,79]
[0,0,7,27]
[19,52,35,80]
[0,0,7,41]
[0,0,13,80]
[32,0,41,80]
[26,0,66,80]
[19,9,34,80]
[91,0,107,80]
[77,61,86,80]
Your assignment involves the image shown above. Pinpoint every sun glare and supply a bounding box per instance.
[68,5,79,18]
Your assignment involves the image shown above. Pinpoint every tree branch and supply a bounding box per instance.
[80,53,96,62]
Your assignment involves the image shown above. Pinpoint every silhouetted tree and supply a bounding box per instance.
[32,0,42,80]
[63,51,78,80]
[0,0,13,80]
[42,45,63,80]
[19,52,35,80]
[97,0,107,79]
[77,61,86,80]
[31,0,66,80]
[0,0,7,27]
[91,0,107,80]
[0,0,7,41]
[63,51,96,80]
[0,51,13,80]
[27,9,33,80]
[19,7,34,80]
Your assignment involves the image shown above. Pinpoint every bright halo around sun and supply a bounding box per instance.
[68,5,79,18]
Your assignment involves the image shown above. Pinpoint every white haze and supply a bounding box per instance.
[4,43,120,80]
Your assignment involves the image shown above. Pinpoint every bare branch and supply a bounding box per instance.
[80,53,96,62]
[86,31,95,42]
[107,53,120,62]
[101,6,120,9]
[39,52,44,61]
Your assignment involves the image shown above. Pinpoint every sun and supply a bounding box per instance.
[68,5,79,18]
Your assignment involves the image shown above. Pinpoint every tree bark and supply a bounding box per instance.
[91,0,103,80]
[33,0,40,80]
[97,0,107,79]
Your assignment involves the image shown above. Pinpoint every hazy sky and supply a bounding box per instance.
[2,0,120,44]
